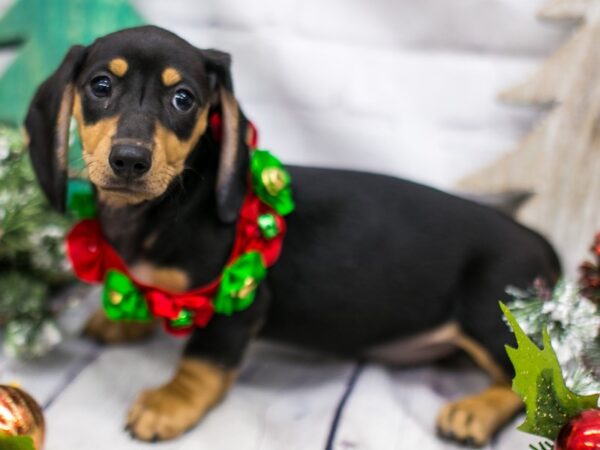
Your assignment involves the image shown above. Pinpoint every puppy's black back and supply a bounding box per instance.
[262,167,559,363]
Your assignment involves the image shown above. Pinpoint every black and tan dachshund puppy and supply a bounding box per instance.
[25,26,560,446]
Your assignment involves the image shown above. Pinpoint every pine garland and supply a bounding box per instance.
[506,234,600,397]
[0,126,71,358]
[507,279,600,396]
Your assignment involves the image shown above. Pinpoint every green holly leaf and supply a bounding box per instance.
[0,434,35,450]
[501,302,599,440]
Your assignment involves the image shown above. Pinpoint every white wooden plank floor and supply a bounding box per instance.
[3,329,543,450]
[43,338,354,450]
[0,285,542,449]
[332,365,539,450]
[0,285,542,450]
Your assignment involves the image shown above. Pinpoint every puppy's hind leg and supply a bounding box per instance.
[436,330,522,447]
[437,382,522,447]
[436,253,554,447]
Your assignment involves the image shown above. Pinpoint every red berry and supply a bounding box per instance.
[556,409,600,450]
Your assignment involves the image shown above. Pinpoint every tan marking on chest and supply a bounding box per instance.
[130,263,190,293]
[108,58,129,77]
[161,67,182,86]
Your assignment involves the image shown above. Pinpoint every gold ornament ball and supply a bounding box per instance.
[0,385,45,449]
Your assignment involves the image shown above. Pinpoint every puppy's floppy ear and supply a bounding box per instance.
[202,49,250,224]
[25,45,87,213]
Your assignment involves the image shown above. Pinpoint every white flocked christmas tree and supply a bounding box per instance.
[460,0,600,274]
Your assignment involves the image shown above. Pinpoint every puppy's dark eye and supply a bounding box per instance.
[90,76,112,98]
[172,89,195,112]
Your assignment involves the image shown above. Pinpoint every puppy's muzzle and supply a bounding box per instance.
[109,144,151,179]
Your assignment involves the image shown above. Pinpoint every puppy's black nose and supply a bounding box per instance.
[109,145,151,179]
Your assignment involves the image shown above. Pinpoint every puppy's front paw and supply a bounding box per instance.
[436,385,522,447]
[84,309,155,344]
[126,385,204,441]
[126,359,236,442]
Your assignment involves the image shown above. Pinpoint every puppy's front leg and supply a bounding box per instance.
[126,290,268,442]
[126,358,236,441]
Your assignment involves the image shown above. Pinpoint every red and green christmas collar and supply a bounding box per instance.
[65,116,294,336]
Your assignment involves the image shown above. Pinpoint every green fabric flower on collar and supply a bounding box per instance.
[250,150,295,215]
[102,270,152,322]
[213,251,267,316]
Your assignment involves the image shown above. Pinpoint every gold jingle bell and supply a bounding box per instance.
[0,385,45,450]
[261,167,287,196]
[236,277,257,299]
[108,290,123,305]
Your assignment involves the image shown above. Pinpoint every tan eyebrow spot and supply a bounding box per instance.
[162,67,182,87]
[108,58,128,77]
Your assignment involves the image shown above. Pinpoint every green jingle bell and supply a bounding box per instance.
[170,309,194,328]
[257,213,279,239]
[250,150,295,216]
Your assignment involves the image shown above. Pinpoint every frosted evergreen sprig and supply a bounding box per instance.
[506,279,600,395]
[0,126,72,358]
[506,280,600,349]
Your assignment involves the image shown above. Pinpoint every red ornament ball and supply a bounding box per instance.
[556,409,600,450]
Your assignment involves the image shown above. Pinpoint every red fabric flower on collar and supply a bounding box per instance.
[66,219,128,283]
[65,192,286,336]
[232,194,286,266]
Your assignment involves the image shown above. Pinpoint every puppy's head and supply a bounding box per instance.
[25,26,248,222]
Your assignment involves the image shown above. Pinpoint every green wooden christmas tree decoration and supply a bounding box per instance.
[0,0,145,125]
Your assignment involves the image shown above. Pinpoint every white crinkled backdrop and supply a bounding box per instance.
[0,0,570,448]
